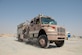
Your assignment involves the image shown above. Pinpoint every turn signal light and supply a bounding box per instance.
[52,26,55,29]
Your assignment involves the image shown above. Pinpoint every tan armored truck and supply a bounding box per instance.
[17,14,66,48]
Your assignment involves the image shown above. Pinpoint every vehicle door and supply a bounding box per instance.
[33,18,41,37]
[29,19,35,38]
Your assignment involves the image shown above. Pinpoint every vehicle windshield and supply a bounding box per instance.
[41,17,57,25]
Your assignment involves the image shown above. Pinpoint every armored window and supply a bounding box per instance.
[41,17,57,25]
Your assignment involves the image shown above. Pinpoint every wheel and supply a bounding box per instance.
[55,40,64,47]
[18,35,23,42]
[38,35,49,48]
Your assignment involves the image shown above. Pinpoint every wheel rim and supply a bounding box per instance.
[39,38,45,47]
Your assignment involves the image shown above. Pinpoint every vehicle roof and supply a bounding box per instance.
[30,14,54,22]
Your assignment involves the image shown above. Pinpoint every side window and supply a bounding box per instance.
[30,20,33,26]
[30,21,33,24]
[36,18,40,24]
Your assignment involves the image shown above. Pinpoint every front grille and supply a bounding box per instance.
[57,27,65,33]
[57,27,65,36]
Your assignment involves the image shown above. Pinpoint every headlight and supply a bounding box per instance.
[47,29,55,31]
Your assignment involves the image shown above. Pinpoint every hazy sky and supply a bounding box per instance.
[0,0,82,36]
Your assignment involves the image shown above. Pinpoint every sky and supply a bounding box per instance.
[0,0,82,36]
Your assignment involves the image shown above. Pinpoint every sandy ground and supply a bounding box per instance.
[0,37,82,55]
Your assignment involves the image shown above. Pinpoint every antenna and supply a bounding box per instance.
[39,13,43,16]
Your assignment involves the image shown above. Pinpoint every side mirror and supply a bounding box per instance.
[55,21,57,25]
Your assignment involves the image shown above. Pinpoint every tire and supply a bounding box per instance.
[55,40,64,47]
[18,35,23,42]
[38,35,49,48]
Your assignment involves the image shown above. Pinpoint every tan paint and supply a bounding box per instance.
[17,14,66,41]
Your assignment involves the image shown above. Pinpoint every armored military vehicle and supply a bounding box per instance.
[17,14,66,48]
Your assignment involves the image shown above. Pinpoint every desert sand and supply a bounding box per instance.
[0,37,82,55]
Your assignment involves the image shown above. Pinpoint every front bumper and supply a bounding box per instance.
[47,33,66,41]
